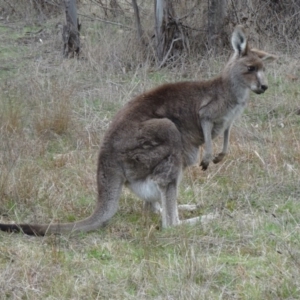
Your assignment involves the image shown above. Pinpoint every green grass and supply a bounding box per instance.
[0,23,39,80]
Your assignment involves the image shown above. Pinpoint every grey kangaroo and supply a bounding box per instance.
[0,26,276,235]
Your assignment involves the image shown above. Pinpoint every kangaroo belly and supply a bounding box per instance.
[128,178,161,202]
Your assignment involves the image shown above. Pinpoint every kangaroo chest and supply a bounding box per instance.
[212,102,246,138]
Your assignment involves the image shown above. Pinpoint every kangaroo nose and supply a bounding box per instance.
[261,85,268,91]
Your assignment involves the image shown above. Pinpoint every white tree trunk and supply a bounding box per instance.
[155,0,165,62]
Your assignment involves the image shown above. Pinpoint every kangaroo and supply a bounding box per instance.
[0,26,277,236]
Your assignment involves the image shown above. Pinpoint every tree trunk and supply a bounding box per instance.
[63,0,81,58]
[208,0,227,55]
[154,0,189,67]
[155,0,165,62]
[132,0,143,44]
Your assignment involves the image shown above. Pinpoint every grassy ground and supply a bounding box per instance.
[0,7,300,300]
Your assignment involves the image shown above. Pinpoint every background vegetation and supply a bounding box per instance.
[0,1,299,299]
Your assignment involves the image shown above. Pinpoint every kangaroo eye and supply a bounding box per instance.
[247,66,256,72]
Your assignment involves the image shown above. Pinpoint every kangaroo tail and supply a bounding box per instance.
[0,223,42,235]
[0,199,115,236]
[0,172,123,236]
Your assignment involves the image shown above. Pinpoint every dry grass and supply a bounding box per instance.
[0,3,300,300]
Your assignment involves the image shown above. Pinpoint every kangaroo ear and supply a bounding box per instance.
[231,25,248,56]
[251,48,278,63]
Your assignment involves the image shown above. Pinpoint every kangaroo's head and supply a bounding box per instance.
[225,26,277,95]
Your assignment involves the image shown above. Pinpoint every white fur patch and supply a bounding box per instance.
[251,70,267,91]
[129,178,161,202]
[257,70,265,82]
